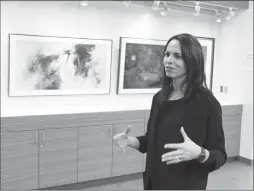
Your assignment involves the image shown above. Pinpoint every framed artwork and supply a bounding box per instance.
[117,36,214,94]
[117,37,167,94]
[197,37,215,90]
[9,34,112,96]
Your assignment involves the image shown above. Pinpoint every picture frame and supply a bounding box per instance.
[117,37,167,94]
[117,36,215,94]
[9,34,113,96]
[197,37,215,91]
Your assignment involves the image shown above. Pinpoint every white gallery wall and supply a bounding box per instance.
[1,1,221,117]
[1,1,253,160]
[215,1,253,160]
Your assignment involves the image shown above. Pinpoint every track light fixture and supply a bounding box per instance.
[161,1,169,16]
[229,8,235,17]
[226,7,236,21]
[226,15,231,21]
[194,1,200,16]
[123,1,131,8]
[80,1,88,7]
[216,17,222,23]
[215,10,222,23]
[152,1,160,11]
[194,2,200,12]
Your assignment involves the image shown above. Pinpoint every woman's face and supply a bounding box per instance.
[163,39,187,79]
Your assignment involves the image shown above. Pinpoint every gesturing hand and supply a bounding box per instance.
[161,127,202,165]
[113,128,130,153]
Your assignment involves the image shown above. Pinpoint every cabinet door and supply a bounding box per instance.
[112,122,144,176]
[1,131,38,189]
[39,128,77,188]
[78,125,113,182]
[222,115,242,157]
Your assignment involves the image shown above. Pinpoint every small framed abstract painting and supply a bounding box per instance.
[117,37,167,94]
[117,36,214,94]
[9,34,112,96]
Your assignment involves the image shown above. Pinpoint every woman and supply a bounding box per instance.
[114,33,227,190]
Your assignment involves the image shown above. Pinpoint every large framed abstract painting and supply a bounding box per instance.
[9,34,112,96]
[117,37,167,94]
[117,36,214,94]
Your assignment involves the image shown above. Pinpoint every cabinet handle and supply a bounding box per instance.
[112,126,116,136]
[108,127,112,138]
[34,132,38,144]
[40,132,44,148]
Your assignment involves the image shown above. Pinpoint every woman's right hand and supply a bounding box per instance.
[113,128,130,153]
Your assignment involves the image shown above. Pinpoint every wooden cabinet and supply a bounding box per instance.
[222,115,242,157]
[1,131,38,190]
[112,122,144,176]
[78,125,113,182]
[39,128,77,188]
[0,106,243,189]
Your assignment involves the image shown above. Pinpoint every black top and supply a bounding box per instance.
[136,89,227,190]
[152,98,186,190]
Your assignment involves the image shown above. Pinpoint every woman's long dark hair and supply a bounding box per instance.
[161,33,210,103]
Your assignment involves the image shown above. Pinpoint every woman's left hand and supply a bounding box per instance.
[162,127,202,165]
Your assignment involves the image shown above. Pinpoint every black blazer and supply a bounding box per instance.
[136,89,227,189]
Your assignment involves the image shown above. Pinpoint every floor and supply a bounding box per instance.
[46,161,253,190]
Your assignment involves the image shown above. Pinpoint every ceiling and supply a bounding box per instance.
[123,1,250,16]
